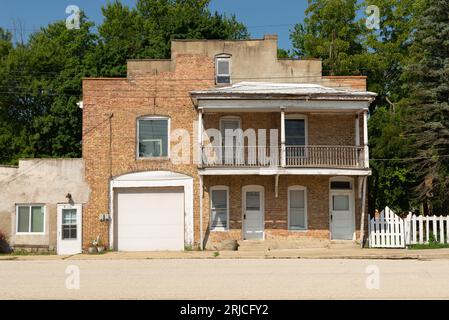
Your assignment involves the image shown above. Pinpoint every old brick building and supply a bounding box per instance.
[82,35,376,251]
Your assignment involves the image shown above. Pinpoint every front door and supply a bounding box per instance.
[330,191,354,240]
[243,186,264,240]
[57,204,82,255]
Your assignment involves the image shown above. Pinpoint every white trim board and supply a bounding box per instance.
[199,168,372,176]
[198,99,371,112]
[109,171,194,250]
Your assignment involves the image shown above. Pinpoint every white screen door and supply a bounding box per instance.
[243,186,264,240]
[57,204,82,255]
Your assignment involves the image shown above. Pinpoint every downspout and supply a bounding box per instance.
[359,176,367,248]
[199,175,204,251]
[108,112,113,249]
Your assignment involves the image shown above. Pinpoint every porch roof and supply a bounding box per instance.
[191,82,376,112]
[191,82,377,102]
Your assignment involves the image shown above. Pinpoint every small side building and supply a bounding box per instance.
[0,159,90,253]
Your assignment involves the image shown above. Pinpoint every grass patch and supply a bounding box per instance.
[213,251,220,258]
[409,233,449,249]
[10,250,56,256]
[409,243,449,249]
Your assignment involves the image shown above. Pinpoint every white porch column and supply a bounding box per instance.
[363,110,369,168]
[281,108,286,167]
[355,113,360,146]
[359,176,367,248]
[198,109,203,167]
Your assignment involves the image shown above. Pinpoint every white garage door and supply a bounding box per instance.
[116,188,184,251]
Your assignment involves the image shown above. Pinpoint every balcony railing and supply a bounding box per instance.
[201,145,366,169]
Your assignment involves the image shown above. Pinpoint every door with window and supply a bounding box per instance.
[57,204,82,255]
[242,186,264,240]
[330,180,355,240]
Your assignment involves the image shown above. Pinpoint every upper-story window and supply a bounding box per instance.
[285,115,308,146]
[137,116,170,158]
[215,54,231,85]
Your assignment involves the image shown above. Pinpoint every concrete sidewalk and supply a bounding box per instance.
[2,247,449,261]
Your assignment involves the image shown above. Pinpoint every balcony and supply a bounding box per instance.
[201,145,367,169]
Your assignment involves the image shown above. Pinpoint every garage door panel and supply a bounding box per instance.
[116,188,184,251]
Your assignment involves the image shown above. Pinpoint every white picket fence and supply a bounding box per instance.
[405,214,449,245]
[368,207,406,248]
[368,207,449,248]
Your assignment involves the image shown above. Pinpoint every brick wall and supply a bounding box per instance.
[203,175,367,246]
[82,50,370,250]
[82,54,215,249]
[203,112,361,146]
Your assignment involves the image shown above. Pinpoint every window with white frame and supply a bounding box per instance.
[288,187,307,230]
[215,55,231,85]
[210,186,229,230]
[138,117,169,158]
[16,204,45,234]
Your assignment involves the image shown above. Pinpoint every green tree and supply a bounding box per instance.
[0,17,97,163]
[360,0,423,213]
[361,0,422,110]
[290,0,365,75]
[368,107,415,212]
[0,1,249,164]
[90,0,249,76]
[402,0,449,214]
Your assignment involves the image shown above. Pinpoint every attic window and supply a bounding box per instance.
[215,55,231,85]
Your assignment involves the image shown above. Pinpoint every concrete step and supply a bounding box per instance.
[237,240,268,251]
[328,240,360,249]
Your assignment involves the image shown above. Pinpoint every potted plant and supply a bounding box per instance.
[96,236,105,253]
[88,237,98,254]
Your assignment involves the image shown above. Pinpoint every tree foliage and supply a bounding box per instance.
[290,0,365,75]
[402,0,449,214]
[0,0,248,164]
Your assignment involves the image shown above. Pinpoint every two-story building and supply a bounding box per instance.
[80,35,376,252]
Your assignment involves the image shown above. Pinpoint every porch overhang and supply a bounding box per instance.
[198,167,372,176]
[191,82,377,112]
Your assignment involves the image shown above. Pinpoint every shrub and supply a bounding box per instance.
[0,230,10,253]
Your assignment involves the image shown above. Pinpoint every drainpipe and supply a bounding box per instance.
[359,176,367,248]
[199,175,204,250]
[108,112,113,250]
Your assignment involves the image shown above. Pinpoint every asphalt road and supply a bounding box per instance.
[1,259,449,299]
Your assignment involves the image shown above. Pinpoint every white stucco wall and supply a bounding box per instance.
[0,159,90,250]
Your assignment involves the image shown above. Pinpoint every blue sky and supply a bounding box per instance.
[0,0,307,50]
